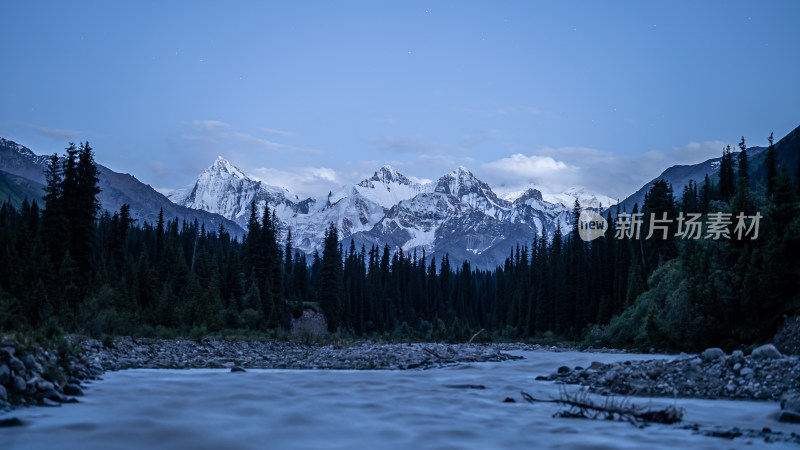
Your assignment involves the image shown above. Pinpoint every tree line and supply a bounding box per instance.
[0,138,798,350]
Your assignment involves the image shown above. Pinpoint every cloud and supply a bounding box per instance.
[21,123,82,141]
[477,140,732,201]
[251,166,351,199]
[230,132,285,152]
[371,136,440,153]
[483,154,574,176]
[263,128,293,137]
[668,141,728,164]
[185,120,231,131]
[179,120,320,162]
[480,154,579,195]
[519,106,555,117]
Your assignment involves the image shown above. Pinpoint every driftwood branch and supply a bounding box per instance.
[423,347,450,360]
[466,328,485,344]
[521,388,684,426]
[423,327,485,361]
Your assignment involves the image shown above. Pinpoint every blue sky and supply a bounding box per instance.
[1,1,798,200]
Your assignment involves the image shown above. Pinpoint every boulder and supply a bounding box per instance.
[0,363,10,385]
[0,417,22,427]
[8,356,25,373]
[701,348,726,362]
[40,397,60,407]
[63,383,83,396]
[230,366,246,373]
[588,361,605,370]
[780,392,800,412]
[604,368,620,383]
[779,410,800,424]
[751,344,782,360]
[36,389,63,402]
[557,366,571,374]
[729,350,745,365]
[36,380,55,392]
[12,375,26,392]
[23,354,37,370]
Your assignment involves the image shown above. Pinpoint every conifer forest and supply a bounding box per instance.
[1,136,799,352]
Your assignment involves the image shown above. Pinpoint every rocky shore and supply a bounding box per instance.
[74,337,528,371]
[0,336,532,413]
[0,339,100,414]
[2,335,800,430]
[538,344,798,401]
[538,344,800,424]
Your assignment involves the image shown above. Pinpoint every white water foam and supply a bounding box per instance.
[1,350,795,449]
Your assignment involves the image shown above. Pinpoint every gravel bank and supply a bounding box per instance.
[538,345,800,403]
[75,337,530,371]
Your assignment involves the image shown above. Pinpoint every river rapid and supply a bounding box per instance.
[2,350,796,449]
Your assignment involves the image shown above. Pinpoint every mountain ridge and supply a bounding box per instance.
[0,138,246,237]
[167,157,596,268]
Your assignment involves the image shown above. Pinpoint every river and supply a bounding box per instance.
[1,350,795,449]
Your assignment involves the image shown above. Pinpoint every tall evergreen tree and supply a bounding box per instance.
[319,223,343,331]
[764,132,778,198]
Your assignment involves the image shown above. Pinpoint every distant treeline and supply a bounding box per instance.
[0,137,798,350]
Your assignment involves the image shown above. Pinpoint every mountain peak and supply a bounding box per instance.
[376,164,401,180]
[453,165,473,176]
[514,188,544,203]
[362,164,415,187]
[206,157,248,180]
[436,165,483,194]
[0,138,36,158]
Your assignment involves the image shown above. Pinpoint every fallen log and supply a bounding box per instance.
[520,388,684,426]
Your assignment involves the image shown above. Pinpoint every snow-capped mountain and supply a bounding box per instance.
[434,166,508,219]
[167,157,302,226]
[166,157,606,267]
[503,185,617,210]
[354,165,433,208]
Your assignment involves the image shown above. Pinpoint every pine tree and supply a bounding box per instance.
[70,142,101,281]
[319,223,343,332]
[732,138,755,216]
[764,132,778,198]
[41,154,65,260]
[699,174,713,215]
[641,180,677,270]
[718,145,736,201]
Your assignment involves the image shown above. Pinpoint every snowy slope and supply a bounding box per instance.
[166,157,611,267]
[503,184,617,210]
[167,157,301,227]
[354,165,433,209]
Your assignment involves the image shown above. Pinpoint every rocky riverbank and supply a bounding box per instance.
[0,336,534,412]
[74,337,529,371]
[537,344,800,423]
[3,335,800,428]
[0,338,100,414]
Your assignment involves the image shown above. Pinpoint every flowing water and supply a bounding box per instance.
[1,350,796,449]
